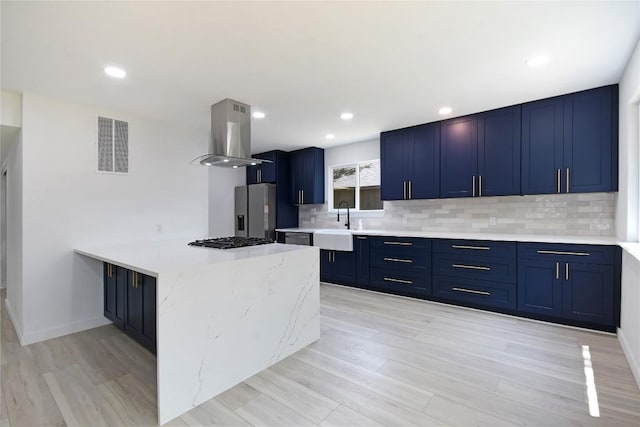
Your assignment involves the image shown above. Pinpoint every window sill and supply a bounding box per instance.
[325,210,385,218]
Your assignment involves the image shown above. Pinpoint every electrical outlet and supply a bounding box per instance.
[489,217,496,226]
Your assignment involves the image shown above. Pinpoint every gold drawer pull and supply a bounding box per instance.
[452,264,491,271]
[383,257,413,263]
[452,287,490,296]
[451,245,490,251]
[536,250,590,256]
[383,277,413,285]
[384,241,413,246]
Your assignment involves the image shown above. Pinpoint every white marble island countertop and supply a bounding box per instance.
[75,238,315,277]
[75,239,320,425]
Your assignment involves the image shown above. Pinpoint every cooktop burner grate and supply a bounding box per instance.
[188,236,273,250]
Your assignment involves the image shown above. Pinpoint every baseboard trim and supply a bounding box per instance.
[20,315,111,346]
[618,327,640,390]
[4,297,23,344]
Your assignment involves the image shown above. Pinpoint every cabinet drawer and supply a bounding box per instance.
[370,268,431,294]
[433,239,516,259]
[371,236,430,251]
[433,275,516,310]
[518,243,613,264]
[433,254,516,283]
[370,249,430,270]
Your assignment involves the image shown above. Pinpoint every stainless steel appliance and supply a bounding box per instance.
[235,183,276,240]
[284,232,312,246]
[188,236,272,250]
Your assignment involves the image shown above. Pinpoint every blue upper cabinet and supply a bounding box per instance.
[440,116,478,198]
[441,106,520,198]
[477,106,521,196]
[246,151,278,184]
[522,85,617,195]
[380,123,439,200]
[290,147,324,205]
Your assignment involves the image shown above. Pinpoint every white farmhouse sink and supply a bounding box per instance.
[313,229,353,251]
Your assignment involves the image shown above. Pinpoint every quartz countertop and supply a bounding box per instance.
[276,228,619,246]
[75,239,317,277]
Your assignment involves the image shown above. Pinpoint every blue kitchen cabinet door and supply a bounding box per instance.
[563,87,615,193]
[125,271,156,354]
[517,258,562,317]
[521,97,564,195]
[354,236,370,287]
[411,123,440,199]
[563,263,614,326]
[246,164,259,184]
[290,147,324,205]
[247,151,278,184]
[477,106,521,196]
[320,250,356,285]
[380,128,411,200]
[104,263,125,330]
[440,116,478,198]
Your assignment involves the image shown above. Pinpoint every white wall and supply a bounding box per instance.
[4,131,23,338]
[1,91,22,127]
[16,92,209,344]
[208,167,245,237]
[618,37,640,389]
[616,38,640,242]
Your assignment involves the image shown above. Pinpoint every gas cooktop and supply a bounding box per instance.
[188,236,273,250]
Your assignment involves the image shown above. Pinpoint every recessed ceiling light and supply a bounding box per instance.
[438,107,452,115]
[250,162,257,166]
[232,165,238,169]
[526,55,549,67]
[223,159,229,163]
[325,133,335,140]
[252,111,265,119]
[104,66,126,79]
[340,112,354,120]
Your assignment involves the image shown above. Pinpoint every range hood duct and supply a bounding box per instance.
[191,98,269,168]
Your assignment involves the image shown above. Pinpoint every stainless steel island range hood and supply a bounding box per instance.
[191,98,269,168]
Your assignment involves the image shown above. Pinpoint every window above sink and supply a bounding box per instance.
[328,159,383,213]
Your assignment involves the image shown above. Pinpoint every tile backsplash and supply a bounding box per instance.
[299,192,616,236]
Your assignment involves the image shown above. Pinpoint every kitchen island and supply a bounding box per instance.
[75,239,320,425]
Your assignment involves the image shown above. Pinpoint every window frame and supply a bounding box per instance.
[327,159,384,214]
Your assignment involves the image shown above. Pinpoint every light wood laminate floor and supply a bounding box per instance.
[2,284,639,426]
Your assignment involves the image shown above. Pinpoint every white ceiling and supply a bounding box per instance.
[2,1,639,153]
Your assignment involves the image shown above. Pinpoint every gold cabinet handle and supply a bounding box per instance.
[472,175,476,197]
[384,241,413,246]
[556,262,560,280]
[566,168,570,193]
[557,169,561,193]
[565,263,569,281]
[107,263,112,278]
[383,257,413,263]
[383,277,413,285]
[479,175,483,197]
[452,287,490,296]
[451,245,490,251]
[536,250,589,256]
[132,272,136,288]
[452,264,491,271]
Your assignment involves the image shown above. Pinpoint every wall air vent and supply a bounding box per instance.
[98,116,128,174]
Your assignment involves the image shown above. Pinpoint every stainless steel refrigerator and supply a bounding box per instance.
[234,184,277,240]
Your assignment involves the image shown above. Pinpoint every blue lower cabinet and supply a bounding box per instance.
[103,263,156,354]
[562,263,614,326]
[320,249,356,285]
[354,236,370,287]
[370,268,431,296]
[517,258,562,317]
[433,275,516,310]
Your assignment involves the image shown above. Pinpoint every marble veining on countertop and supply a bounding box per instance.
[276,228,619,246]
[75,238,318,276]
